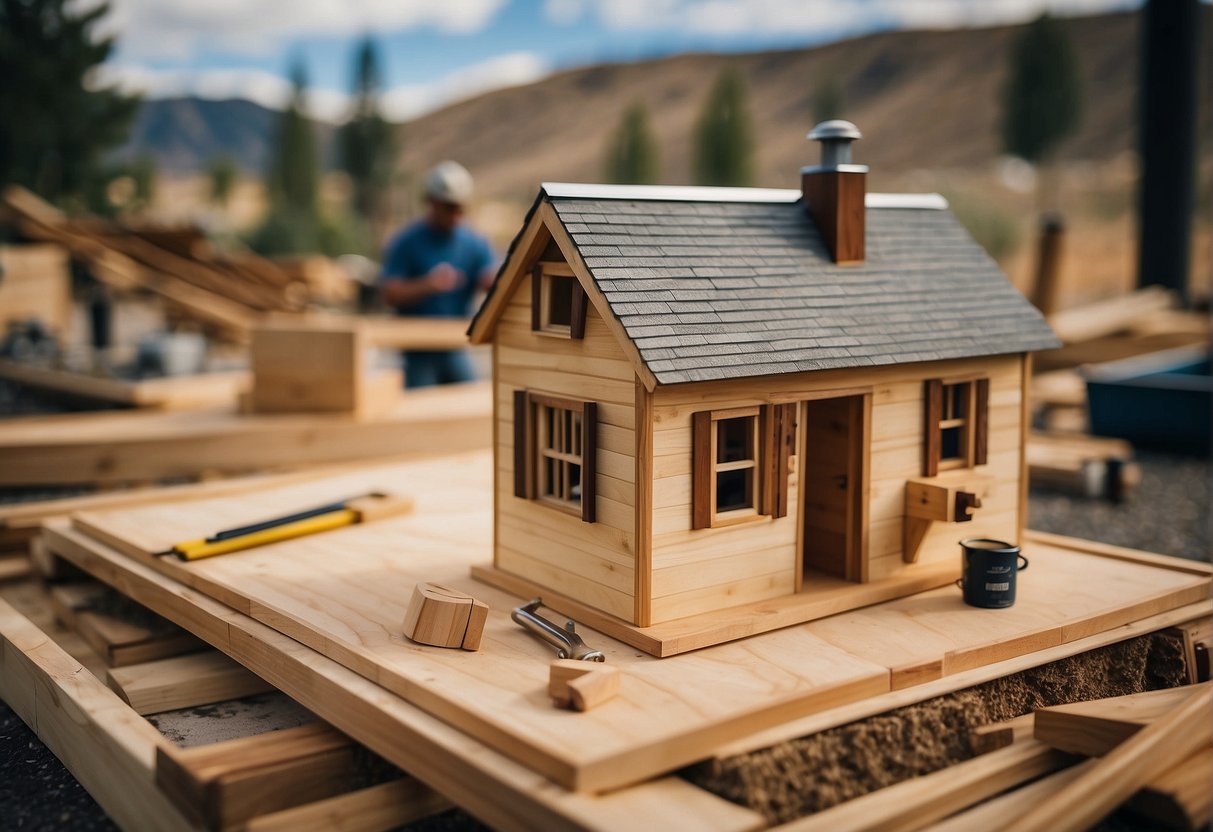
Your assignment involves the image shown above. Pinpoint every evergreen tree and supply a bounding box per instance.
[604,102,658,185]
[1000,13,1082,163]
[0,0,140,205]
[208,155,238,206]
[693,68,753,187]
[266,59,320,213]
[338,36,394,221]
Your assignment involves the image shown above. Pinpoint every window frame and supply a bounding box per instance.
[535,396,585,515]
[531,262,588,339]
[513,390,598,523]
[923,376,989,477]
[692,404,795,530]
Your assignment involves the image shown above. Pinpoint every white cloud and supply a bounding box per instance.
[103,0,508,60]
[380,51,551,120]
[92,51,551,123]
[553,0,1136,35]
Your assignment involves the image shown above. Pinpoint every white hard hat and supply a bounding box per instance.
[425,160,474,205]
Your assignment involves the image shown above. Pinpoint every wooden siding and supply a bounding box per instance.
[494,270,639,622]
[648,355,1025,624]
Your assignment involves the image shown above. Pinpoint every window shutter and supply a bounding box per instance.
[923,379,943,477]
[570,286,588,340]
[581,402,598,523]
[973,378,990,466]
[530,265,542,331]
[691,411,713,530]
[513,390,530,498]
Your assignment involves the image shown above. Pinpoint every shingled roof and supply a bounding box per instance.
[481,183,1060,386]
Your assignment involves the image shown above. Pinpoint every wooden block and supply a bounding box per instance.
[156,722,356,830]
[106,650,274,715]
[0,554,32,583]
[250,323,371,416]
[75,607,205,667]
[48,582,107,629]
[347,493,415,524]
[548,660,620,711]
[243,777,453,832]
[903,471,994,562]
[1005,686,1213,832]
[401,582,488,651]
[0,243,72,335]
[970,713,1035,756]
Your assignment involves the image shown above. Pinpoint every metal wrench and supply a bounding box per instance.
[511,598,605,661]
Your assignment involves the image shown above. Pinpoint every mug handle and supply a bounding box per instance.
[1017,554,1029,572]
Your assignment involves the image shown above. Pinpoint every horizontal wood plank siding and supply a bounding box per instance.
[495,271,639,623]
[648,355,1025,623]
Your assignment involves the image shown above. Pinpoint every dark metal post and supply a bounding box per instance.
[1136,0,1201,306]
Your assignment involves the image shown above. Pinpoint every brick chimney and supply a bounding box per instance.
[801,120,867,264]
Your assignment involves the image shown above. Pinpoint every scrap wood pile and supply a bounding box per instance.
[0,185,310,342]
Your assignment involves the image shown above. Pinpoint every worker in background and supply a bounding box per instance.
[380,161,497,388]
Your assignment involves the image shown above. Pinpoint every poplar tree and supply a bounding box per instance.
[1001,13,1082,163]
[267,59,320,213]
[338,36,394,221]
[0,0,139,205]
[605,102,659,185]
[693,68,753,187]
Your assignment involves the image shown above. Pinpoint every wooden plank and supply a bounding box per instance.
[1033,684,1208,757]
[106,651,274,715]
[156,722,357,829]
[0,597,199,831]
[1004,686,1213,832]
[1045,286,1175,344]
[713,600,1212,759]
[1128,745,1212,831]
[42,522,766,832]
[778,739,1072,832]
[923,760,1094,832]
[0,381,492,486]
[243,778,452,832]
[0,360,247,410]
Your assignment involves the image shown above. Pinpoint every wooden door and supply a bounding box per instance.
[801,395,866,583]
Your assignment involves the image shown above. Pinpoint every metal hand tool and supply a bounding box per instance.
[511,598,604,661]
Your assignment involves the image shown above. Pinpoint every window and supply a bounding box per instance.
[923,378,989,476]
[512,391,598,522]
[531,263,587,338]
[692,404,795,529]
[538,402,583,509]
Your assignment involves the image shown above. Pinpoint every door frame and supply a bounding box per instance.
[793,389,871,591]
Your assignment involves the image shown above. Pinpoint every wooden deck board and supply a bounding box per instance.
[61,450,1212,794]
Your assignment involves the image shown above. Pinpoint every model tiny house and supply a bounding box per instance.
[469,122,1059,655]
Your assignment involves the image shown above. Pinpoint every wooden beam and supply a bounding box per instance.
[1004,686,1213,832]
[106,650,274,715]
[243,778,453,832]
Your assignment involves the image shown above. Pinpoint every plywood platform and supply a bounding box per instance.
[60,451,1212,794]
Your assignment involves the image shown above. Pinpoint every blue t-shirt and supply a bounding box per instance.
[380,220,494,317]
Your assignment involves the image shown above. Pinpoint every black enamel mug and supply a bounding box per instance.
[957,538,1029,609]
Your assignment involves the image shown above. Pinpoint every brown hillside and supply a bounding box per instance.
[397,10,1207,202]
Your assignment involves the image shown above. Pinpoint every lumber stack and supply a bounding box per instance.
[1,185,307,342]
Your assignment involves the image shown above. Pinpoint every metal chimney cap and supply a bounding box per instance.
[808,120,862,142]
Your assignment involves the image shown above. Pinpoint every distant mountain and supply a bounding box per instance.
[119,9,1209,195]
[117,96,335,174]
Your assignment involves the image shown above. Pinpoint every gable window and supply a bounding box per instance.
[692,404,796,529]
[513,390,598,522]
[531,263,588,339]
[923,378,989,476]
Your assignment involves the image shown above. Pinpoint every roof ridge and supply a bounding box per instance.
[541,182,947,210]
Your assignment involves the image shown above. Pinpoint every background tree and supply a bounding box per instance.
[604,102,659,184]
[338,36,394,225]
[693,68,753,187]
[266,59,320,214]
[1000,13,1082,164]
[208,155,239,206]
[253,59,323,255]
[0,0,140,206]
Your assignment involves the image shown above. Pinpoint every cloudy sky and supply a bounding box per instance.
[92,0,1136,122]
